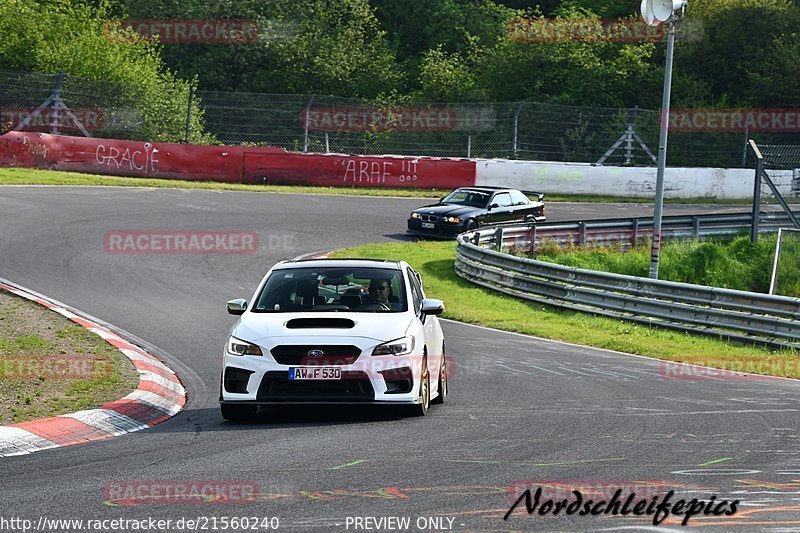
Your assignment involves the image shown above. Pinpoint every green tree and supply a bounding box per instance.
[112,0,402,97]
[475,7,658,107]
[0,0,206,142]
[674,0,800,107]
[415,44,481,101]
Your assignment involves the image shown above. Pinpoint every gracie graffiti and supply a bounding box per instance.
[95,142,159,174]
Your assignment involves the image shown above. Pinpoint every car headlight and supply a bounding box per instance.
[443,216,461,223]
[410,213,421,219]
[372,336,415,356]
[227,337,263,356]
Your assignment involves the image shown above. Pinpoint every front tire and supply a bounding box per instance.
[407,357,430,416]
[463,219,477,232]
[431,349,447,405]
[220,403,258,422]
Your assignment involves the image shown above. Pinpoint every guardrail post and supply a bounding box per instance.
[578,222,586,246]
[692,216,700,240]
[472,232,480,246]
[495,227,504,251]
[632,219,639,247]
[528,225,536,255]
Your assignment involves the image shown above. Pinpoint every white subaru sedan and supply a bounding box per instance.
[220,258,447,421]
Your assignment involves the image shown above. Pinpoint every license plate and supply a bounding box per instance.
[289,367,342,380]
[421,222,435,229]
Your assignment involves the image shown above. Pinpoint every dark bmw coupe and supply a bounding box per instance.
[407,186,546,237]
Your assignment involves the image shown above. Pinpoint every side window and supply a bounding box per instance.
[509,190,528,206]
[494,193,512,208]
[407,268,423,313]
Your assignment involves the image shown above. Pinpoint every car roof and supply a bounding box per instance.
[455,186,515,193]
[276,258,403,271]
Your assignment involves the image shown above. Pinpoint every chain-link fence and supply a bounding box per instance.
[0,70,201,143]
[2,69,799,168]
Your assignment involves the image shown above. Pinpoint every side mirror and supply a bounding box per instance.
[489,203,500,210]
[227,298,248,315]
[421,298,444,316]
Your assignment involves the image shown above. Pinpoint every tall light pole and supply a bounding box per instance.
[642,0,687,279]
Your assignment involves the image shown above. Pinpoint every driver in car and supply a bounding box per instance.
[361,279,393,311]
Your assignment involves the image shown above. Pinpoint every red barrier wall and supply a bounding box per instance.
[0,132,477,189]
[242,152,474,188]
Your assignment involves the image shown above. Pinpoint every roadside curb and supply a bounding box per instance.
[0,280,186,457]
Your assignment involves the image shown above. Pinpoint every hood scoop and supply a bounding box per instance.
[285,318,356,329]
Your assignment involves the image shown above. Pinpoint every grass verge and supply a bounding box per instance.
[0,290,138,424]
[525,234,800,297]
[0,167,755,204]
[330,240,800,379]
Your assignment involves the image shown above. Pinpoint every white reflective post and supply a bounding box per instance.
[649,21,676,279]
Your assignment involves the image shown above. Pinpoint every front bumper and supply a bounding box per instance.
[407,218,464,237]
[221,349,422,405]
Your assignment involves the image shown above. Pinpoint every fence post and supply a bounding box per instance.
[750,140,763,243]
[741,127,749,166]
[49,71,65,135]
[302,94,315,153]
[467,135,472,158]
[183,84,194,144]
[512,101,524,159]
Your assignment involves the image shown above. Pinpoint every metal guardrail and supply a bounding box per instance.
[455,211,800,349]
[472,210,800,252]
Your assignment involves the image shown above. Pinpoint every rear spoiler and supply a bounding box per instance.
[521,190,545,202]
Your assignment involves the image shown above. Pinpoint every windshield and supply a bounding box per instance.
[441,189,490,208]
[252,267,407,313]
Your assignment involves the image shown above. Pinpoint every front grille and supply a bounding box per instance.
[257,371,374,401]
[224,367,254,394]
[420,214,439,222]
[270,345,362,365]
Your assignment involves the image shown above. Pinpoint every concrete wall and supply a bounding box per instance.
[475,158,795,199]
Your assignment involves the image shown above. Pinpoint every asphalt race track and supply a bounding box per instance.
[2,186,800,532]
